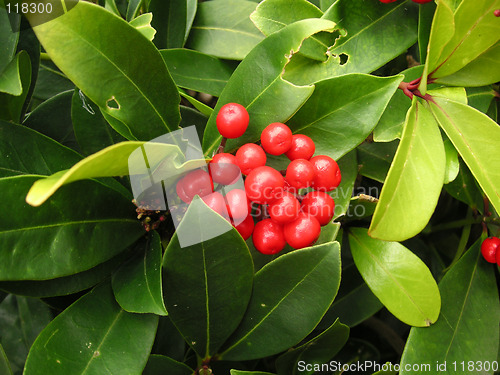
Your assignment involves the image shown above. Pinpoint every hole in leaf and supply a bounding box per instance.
[106,96,120,110]
[339,53,349,65]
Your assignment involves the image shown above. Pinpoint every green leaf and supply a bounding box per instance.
[32,61,74,101]
[24,282,158,375]
[443,137,459,184]
[399,240,500,374]
[444,159,484,212]
[357,140,398,183]
[129,13,156,41]
[231,371,276,375]
[0,120,81,178]
[24,89,81,152]
[202,18,339,156]
[0,295,52,374]
[0,51,23,95]
[163,197,254,358]
[275,319,349,375]
[348,228,441,327]
[126,0,143,21]
[220,242,341,361]
[143,355,193,375]
[0,343,12,375]
[429,97,500,216]
[179,89,213,117]
[0,176,144,280]
[112,231,167,315]
[417,0,436,64]
[186,0,264,60]
[28,1,180,140]
[369,99,446,241]
[287,74,403,160]
[160,49,235,97]
[331,151,357,220]
[0,5,19,73]
[0,51,31,122]
[466,86,496,114]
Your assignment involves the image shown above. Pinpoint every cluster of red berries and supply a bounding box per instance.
[379,0,432,4]
[481,236,500,266]
[175,103,341,255]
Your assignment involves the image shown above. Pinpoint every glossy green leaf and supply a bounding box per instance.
[0,120,81,178]
[417,0,436,64]
[179,89,213,117]
[287,74,403,160]
[186,0,264,60]
[443,137,459,184]
[163,197,254,358]
[369,99,445,241]
[0,5,19,73]
[129,13,156,41]
[0,51,31,122]
[429,97,500,216]
[0,176,144,280]
[24,89,81,152]
[0,294,51,374]
[348,228,441,327]
[160,49,235,97]
[112,231,167,315]
[0,343,12,375]
[400,240,500,374]
[202,18,339,156]
[444,159,484,212]
[143,355,193,375]
[357,140,398,183]
[28,1,180,140]
[275,319,349,375]
[220,242,341,361]
[24,282,159,375]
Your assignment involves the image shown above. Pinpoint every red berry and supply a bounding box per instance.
[379,0,397,2]
[261,123,293,155]
[245,166,285,205]
[234,214,254,240]
[268,192,300,224]
[201,192,227,216]
[285,134,315,161]
[495,9,500,17]
[252,219,286,255]
[481,237,500,263]
[235,143,267,175]
[176,169,213,203]
[225,189,249,221]
[209,153,241,185]
[411,0,432,3]
[301,191,335,226]
[285,159,315,189]
[216,103,249,139]
[310,155,341,191]
[284,212,321,249]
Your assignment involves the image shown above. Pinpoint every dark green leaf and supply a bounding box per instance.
[163,197,254,358]
[160,49,235,97]
[126,0,142,21]
[275,319,349,375]
[179,105,208,141]
[466,86,496,114]
[113,231,167,315]
[0,6,19,73]
[418,1,436,63]
[0,176,144,280]
[369,99,445,241]
[220,242,341,361]
[331,151,357,220]
[32,61,74,101]
[0,120,81,178]
[231,371,276,375]
[357,140,398,183]
[349,228,441,327]
[0,342,12,375]
[399,240,500,374]
[24,282,158,375]
[186,0,264,60]
[28,1,180,140]
[444,159,484,212]
[151,316,186,362]
[0,51,31,122]
[143,355,193,375]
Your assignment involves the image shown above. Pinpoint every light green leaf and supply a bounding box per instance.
[24,282,158,375]
[0,51,23,95]
[202,18,339,156]
[220,242,341,361]
[28,1,180,140]
[186,0,264,60]
[443,138,459,184]
[0,176,144,280]
[129,13,156,41]
[112,231,168,315]
[349,227,441,327]
[0,51,31,122]
[369,99,445,241]
[429,97,500,216]
[400,240,500,374]
[163,197,254,358]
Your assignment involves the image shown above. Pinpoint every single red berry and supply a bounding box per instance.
[285,134,315,161]
[310,155,341,191]
[216,103,249,139]
[285,159,315,189]
[225,189,249,221]
[411,0,432,3]
[301,191,335,226]
[235,143,267,175]
[234,214,254,240]
[379,0,397,3]
[252,219,286,255]
[261,123,293,155]
[201,192,227,217]
[176,169,213,203]
[245,166,285,204]
[494,9,500,17]
[209,153,241,185]
[284,212,321,249]
[481,237,500,263]
[268,192,300,224]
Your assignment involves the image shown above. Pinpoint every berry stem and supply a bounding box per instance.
[215,137,227,155]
